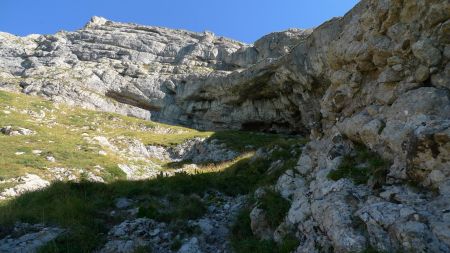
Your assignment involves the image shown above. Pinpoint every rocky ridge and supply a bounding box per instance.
[0,16,312,132]
[0,0,449,252]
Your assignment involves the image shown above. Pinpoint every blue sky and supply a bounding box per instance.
[0,0,358,43]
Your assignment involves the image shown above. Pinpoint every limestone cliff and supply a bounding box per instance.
[0,16,312,133]
[0,0,449,252]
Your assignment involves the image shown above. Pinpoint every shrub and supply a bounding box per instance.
[170,238,182,251]
[138,194,206,222]
[327,144,388,185]
[258,190,290,228]
[230,206,298,253]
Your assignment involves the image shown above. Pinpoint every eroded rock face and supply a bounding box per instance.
[147,137,238,163]
[0,126,35,136]
[100,194,246,253]
[276,132,450,252]
[0,0,449,252]
[0,174,50,200]
[0,223,64,253]
[0,17,311,132]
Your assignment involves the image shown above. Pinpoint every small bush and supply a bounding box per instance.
[327,144,388,185]
[258,190,290,228]
[278,235,300,253]
[175,195,206,220]
[170,238,182,251]
[133,246,152,253]
[138,194,206,222]
[233,239,278,253]
[231,208,254,241]
[137,202,161,220]
[361,245,386,253]
[230,207,299,253]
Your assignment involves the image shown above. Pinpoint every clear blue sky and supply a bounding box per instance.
[0,0,359,43]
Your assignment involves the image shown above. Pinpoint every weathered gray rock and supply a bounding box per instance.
[115,198,133,209]
[0,0,449,251]
[117,164,160,180]
[165,138,238,163]
[99,193,245,253]
[0,223,64,253]
[249,207,273,240]
[177,237,202,253]
[0,126,35,136]
[0,174,50,200]
[47,167,104,182]
[99,218,156,253]
[411,38,442,67]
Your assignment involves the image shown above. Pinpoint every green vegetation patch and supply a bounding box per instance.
[258,190,290,228]
[230,208,299,253]
[361,245,388,253]
[327,144,389,185]
[0,90,307,252]
[0,139,305,252]
[138,194,206,222]
[0,90,212,181]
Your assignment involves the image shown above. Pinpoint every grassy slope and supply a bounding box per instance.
[0,90,306,252]
[0,90,212,181]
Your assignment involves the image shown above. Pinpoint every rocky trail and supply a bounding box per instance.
[0,0,450,252]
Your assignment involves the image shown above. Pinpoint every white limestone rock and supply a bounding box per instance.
[0,174,50,200]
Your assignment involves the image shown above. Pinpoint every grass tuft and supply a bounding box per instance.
[258,190,290,228]
[230,207,298,253]
[327,144,389,186]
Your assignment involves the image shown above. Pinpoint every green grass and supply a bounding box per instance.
[360,246,387,253]
[230,208,298,253]
[0,90,304,181]
[229,186,295,253]
[228,155,299,253]
[137,194,206,222]
[327,144,389,186]
[0,138,305,252]
[0,90,213,181]
[170,238,183,251]
[0,89,307,252]
[258,189,290,228]
[132,246,153,253]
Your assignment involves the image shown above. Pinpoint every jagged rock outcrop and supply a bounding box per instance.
[99,194,246,253]
[0,17,311,132]
[0,223,64,253]
[0,174,50,200]
[0,0,449,252]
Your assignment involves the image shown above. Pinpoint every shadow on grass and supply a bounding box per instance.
[0,132,305,253]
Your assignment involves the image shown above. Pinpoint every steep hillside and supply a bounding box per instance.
[0,89,305,252]
[0,0,449,252]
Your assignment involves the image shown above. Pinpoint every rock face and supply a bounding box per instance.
[0,126,35,136]
[0,174,50,200]
[100,194,246,253]
[0,0,449,252]
[0,15,312,133]
[147,137,238,163]
[0,223,64,253]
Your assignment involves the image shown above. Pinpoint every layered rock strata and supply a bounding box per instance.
[0,0,449,252]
